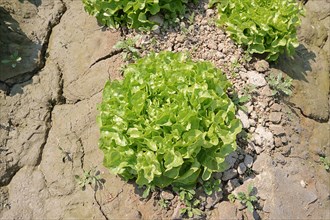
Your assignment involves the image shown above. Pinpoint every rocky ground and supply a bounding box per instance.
[0,0,329,219]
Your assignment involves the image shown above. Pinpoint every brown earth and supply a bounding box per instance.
[0,0,329,219]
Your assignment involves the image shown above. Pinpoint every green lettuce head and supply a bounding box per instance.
[98,51,242,188]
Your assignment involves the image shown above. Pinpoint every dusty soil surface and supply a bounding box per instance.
[0,0,329,219]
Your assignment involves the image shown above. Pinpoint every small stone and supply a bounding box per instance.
[254,60,269,72]
[269,112,282,124]
[213,172,223,180]
[222,168,238,181]
[281,135,288,145]
[161,190,174,200]
[206,9,215,17]
[281,145,291,156]
[176,35,185,43]
[259,101,268,110]
[211,201,237,219]
[225,152,238,169]
[205,191,223,209]
[237,163,247,175]
[249,119,256,127]
[247,142,256,151]
[274,137,282,148]
[253,134,262,146]
[246,102,253,114]
[249,126,256,133]
[260,85,273,97]
[244,155,254,168]
[271,103,282,112]
[236,110,250,129]
[235,200,246,211]
[300,180,307,188]
[255,145,264,154]
[239,71,249,80]
[269,124,285,136]
[208,40,218,50]
[247,71,267,88]
[250,111,257,120]
[226,179,241,193]
[253,154,271,173]
[255,126,274,148]
[274,153,286,165]
[218,43,225,51]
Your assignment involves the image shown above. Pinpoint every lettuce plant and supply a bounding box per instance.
[98,51,242,189]
[209,0,304,61]
[82,0,196,30]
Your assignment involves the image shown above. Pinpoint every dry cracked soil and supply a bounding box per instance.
[0,0,329,219]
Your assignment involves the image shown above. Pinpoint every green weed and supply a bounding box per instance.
[75,167,105,191]
[1,51,21,68]
[228,184,257,213]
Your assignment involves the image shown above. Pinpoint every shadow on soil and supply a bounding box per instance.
[18,0,42,7]
[274,44,316,82]
[0,6,41,95]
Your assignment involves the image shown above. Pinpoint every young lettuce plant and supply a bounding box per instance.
[209,0,304,61]
[98,51,242,190]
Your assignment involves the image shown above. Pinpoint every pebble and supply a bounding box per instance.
[253,154,271,173]
[255,126,274,148]
[253,134,263,146]
[274,136,282,147]
[269,112,282,124]
[205,191,223,209]
[161,190,174,200]
[226,178,241,193]
[249,119,256,127]
[244,155,254,168]
[300,180,307,188]
[237,110,250,129]
[271,103,282,112]
[254,60,269,72]
[205,9,215,17]
[281,145,291,156]
[247,71,267,87]
[269,124,286,136]
[254,145,264,154]
[208,40,218,50]
[281,135,288,145]
[249,126,256,133]
[261,85,273,97]
[225,151,238,169]
[222,168,238,181]
[237,162,247,175]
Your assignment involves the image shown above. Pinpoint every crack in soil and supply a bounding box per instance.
[5,0,67,89]
[294,105,329,123]
[93,191,109,220]
[284,100,329,123]
[36,62,66,166]
[56,63,67,104]
[88,49,123,69]
[76,136,85,170]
